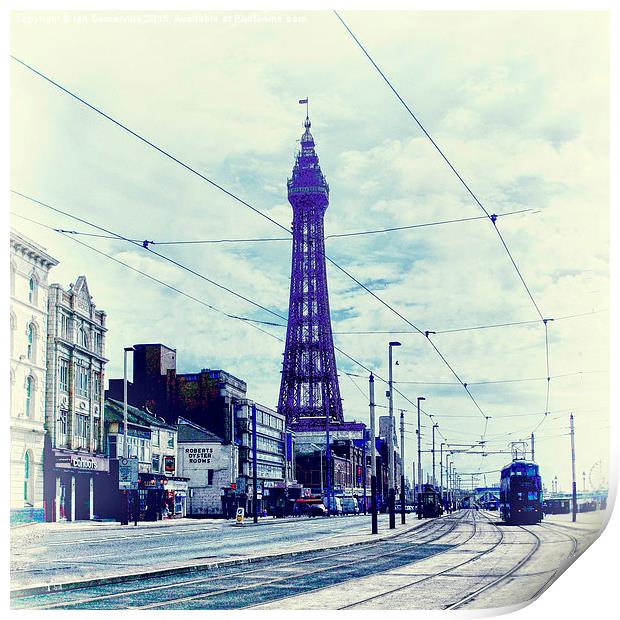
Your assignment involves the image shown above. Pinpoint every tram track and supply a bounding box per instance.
[445,517,541,609]
[14,511,467,610]
[525,521,581,600]
[337,509,505,610]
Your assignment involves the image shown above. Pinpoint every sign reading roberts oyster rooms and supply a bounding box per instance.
[185,447,214,464]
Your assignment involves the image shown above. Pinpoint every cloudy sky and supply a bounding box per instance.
[10,10,609,492]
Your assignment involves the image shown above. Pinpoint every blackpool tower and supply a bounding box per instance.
[277,114,344,431]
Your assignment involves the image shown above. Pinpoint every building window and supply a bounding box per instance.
[167,432,174,449]
[28,277,37,305]
[94,332,102,355]
[77,366,89,398]
[152,430,160,447]
[24,451,32,505]
[59,359,69,392]
[25,376,34,417]
[10,264,16,296]
[60,313,71,340]
[78,326,89,349]
[208,469,214,486]
[93,373,101,401]
[10,314,16,358]
[152,454,160,472]
[74,414,88,448]
[58,409,68,445]
[27,323,35,361]
[139,439,146,462]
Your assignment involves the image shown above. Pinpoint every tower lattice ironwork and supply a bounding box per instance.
[277,115,343,431]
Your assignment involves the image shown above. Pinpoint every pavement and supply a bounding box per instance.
[10,512,429,593]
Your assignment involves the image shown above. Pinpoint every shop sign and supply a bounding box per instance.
[185,446,214,464]
[118,457,139,490]
[71,456,98,470]
[236,477,246,494]
[55,450,109,473]
[164,455,175,473]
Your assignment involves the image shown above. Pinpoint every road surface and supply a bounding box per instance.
[11,509,606,610]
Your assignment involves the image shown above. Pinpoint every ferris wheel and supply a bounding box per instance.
[588,460,606,491]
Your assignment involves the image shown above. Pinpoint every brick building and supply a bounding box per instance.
[106,343,293,517]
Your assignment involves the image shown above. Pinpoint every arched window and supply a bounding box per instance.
[27,323,36,361]
[24,451,31,504]
[28,276,37,305]
[10,263,16,296]
[78,326,89,350]
[25,376,34,417]
[10,314,16,358]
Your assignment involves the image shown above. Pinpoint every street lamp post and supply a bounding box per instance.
[122,346,134,526]
[417,396,425,519]
[432,423,438,487]
[369,373,378,534]
[440,442,445,510]
[388,341,401,529]
[400,409,406,524]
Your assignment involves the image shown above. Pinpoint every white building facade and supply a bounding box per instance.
[44,276,109,521]
[10,231,58,525]
[177,417,233,516]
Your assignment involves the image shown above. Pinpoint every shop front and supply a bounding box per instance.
[138,472,167,521]
[43,448,110,522]
[165,477,189,518]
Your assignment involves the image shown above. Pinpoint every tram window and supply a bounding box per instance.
[527,492,538,500]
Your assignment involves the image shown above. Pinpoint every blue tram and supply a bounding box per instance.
[500,460,543,524]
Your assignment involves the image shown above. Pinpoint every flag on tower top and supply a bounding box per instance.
[298,98,308,104]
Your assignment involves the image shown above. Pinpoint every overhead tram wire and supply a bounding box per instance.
[11,191,288,324]
[10,59,494,435]
[16,208,533,245]
[332,310,607,336]
[333,11,556,439]
[9,56,290,237]
[16,215,286,343]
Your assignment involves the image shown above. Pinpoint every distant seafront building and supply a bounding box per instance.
[277,115,344,432]
[43,276,109,521]
[9,230,58,525]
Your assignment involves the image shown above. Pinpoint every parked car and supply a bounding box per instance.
[323,495,343,515]
[341,497,360,515]
[307,503,328,517]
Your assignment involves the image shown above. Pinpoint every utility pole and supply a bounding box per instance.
[531,432,535,461]
[369,373,378,534]
[417,396,425,519]
[412,460,415,509]
[400,409,406,524]
[252,403,258,524]
[387,341,401,529]
[440,443,444,510]
[447,461,451,512]
[570,413,577,522]
[325,402,332,517]
[582,471,586,492]
[432,423,438,487]
[122,346,134,527]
